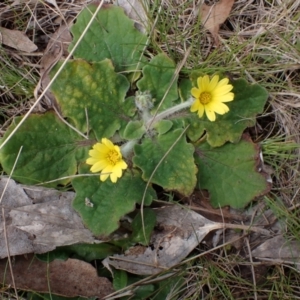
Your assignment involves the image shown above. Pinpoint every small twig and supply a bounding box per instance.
[220,223,270,236]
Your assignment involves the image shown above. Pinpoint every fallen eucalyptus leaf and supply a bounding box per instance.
[200,0,235,46]
[103,205,270,275]
[0,177,97,259]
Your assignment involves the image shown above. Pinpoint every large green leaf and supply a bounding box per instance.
[133,129,197,196]
[137,54,179,111]
[186,79,269,147]
[0,112,88,186]
[50,59,130,140]
[194,135,271,208]
[72,168,156,236]
[69,4,147,72]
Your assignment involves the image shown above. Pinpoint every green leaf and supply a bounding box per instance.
[37,243,120,263]
[131,208,156,245]
[113,269,128,291]
[0,112,88,186]
[194,135,271,208]
[133,129,197,196]
[123,120,146,140]
[137,54,179,111]
[72,168,156,236]
[50,59,130,140]
[69,4,147,72]
[154,120,173,135]
[187,79,269,147]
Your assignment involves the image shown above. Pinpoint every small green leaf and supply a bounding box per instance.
[113,269,128,291]
[154,120,173,135]
[67,243,120,261]
[123,120,146,140]
[0,112,88,186]
[36,243,120,262]
[131,208,156,245]
[133,129,197,196]
[194,135,271,208]
[72,168,156,236]
[69,4,147,72]
[137,54,179,111]
[187,79,269,147]
[50,59,130,140]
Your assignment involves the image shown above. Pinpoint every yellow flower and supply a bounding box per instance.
[86,138,128,183]
[190,75,234,121]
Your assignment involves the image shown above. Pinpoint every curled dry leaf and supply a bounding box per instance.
[0,177,97,259]
[0,254,114,298]
[103,205,270,275]
[200,0,235,45]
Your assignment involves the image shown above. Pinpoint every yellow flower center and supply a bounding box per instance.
[199,92,212,105]
[106,150,120,166]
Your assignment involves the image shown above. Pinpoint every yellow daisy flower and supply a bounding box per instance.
[86,138,128,183]
[190,75,234,122]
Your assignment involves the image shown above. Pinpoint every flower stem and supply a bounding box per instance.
[146,97,194,129]
[121,139,138,158]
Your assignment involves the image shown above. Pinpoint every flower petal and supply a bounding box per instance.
[191,87,201,98]
[116,160,128,170]
[101,138,115,149]
[214,84,233,96]
[207,75,219,91]
[209,102,229,115]
[190,99,200,112]
[200,75,210,91]
[100,173,110,182]
[90,160,108,172]
[205,107,216,121]
[216,77,229,88]
[197,103,205,118]
[214,92,234,102]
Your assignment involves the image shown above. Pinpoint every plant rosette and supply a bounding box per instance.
[0,4,270,238]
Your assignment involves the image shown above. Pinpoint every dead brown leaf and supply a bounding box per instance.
[252,235,300,262]
[200,0,235,46]
[103,205,270,275]
[0,177,97,259]
[0,254,114,298]
[0,27,37,52]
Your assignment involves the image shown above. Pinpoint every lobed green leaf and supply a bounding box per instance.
[50,59,130,140]
[69,4,147,72]
[194,135,271,208]
[72,168,156,236]
[0,112,88,186]
[133,129,197,196]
